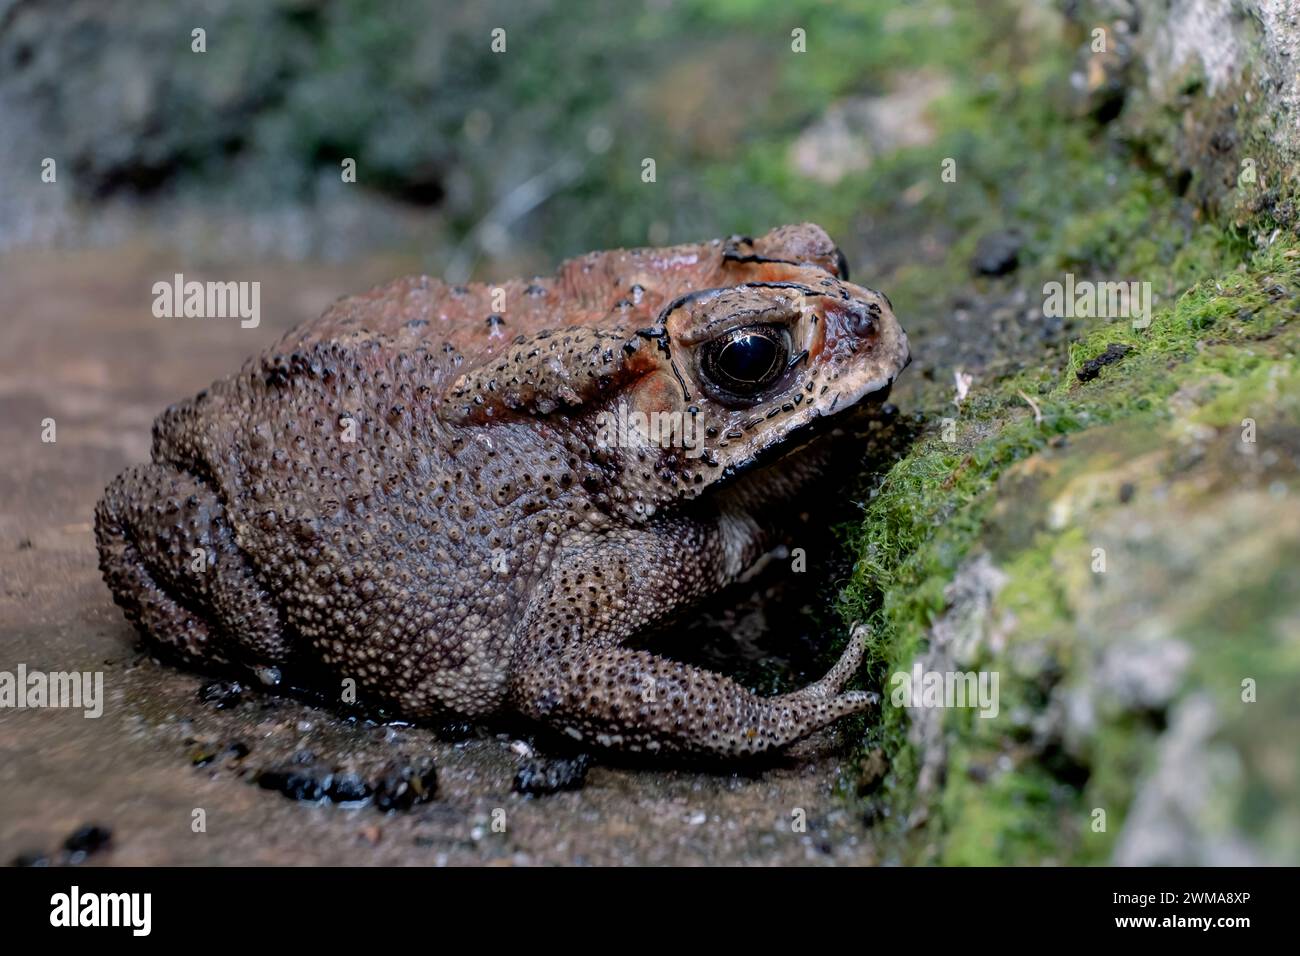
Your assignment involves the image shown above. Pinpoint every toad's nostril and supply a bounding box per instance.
[846,305,874,337]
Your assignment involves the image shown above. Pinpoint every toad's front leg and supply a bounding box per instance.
[505,519,877,757]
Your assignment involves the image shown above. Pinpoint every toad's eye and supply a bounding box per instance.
[700,324,791,399]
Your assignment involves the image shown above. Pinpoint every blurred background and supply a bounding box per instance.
[3,0,974,271]
[1,0,1298,866]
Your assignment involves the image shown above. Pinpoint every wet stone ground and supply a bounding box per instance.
[0,245,899,867]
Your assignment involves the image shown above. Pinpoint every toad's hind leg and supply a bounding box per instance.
[94,462,289,670]
[508,627,877,757]
[505,517,878,758]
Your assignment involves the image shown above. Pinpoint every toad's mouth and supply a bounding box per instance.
[715,376,897,484]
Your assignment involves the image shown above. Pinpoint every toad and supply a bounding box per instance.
[96,223,910,757]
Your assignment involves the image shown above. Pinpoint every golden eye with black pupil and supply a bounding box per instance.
[699,324,792,400]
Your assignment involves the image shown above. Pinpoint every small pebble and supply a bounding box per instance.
[373,758,438,811]
[1076,342,1132,382]
[64,824,112,863]
[198,680,245,709]
[971,231,1022,276]
[258,769,327,802]
[513,754,591,796]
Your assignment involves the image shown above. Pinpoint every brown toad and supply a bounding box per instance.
[95,223,910,757]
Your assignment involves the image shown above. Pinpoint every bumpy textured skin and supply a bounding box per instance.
[95,223,910,757]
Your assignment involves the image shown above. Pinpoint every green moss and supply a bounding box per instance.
[941,742,1076,865]
[841,233,1300,861]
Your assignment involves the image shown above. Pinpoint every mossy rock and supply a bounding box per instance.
[826,0,1300,865]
